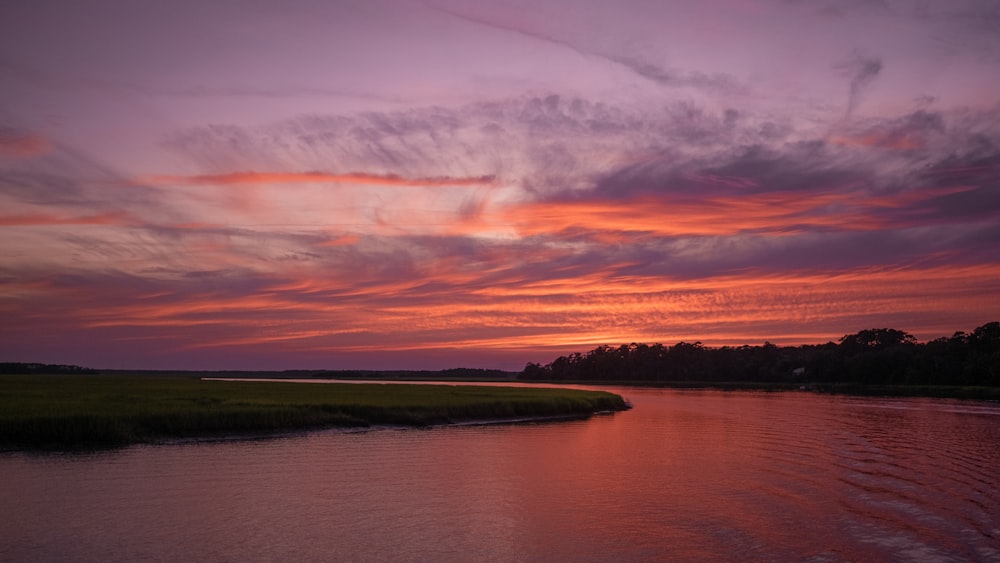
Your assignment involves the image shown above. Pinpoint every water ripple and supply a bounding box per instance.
[1,388,998,561]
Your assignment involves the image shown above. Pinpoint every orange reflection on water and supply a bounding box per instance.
[5,389,997,560]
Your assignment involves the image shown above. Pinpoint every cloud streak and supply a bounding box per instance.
[0,212,131,226]
[142,171,498,188]
[837,50,883,119]
[422,1,741,93]
[0,129,49,158]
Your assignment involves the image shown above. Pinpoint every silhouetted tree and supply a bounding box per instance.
[517,322,1000,388]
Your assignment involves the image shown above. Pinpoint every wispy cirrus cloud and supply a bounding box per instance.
[4,92,1000,369]
[421,0,743,94]
[481,184,978,240]
[96,96,1000,281]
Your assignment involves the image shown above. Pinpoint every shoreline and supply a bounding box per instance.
[1,411,609,454]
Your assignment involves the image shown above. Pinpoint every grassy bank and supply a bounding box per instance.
[0,375,628,450]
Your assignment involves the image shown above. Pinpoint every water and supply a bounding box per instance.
[2,387,998,561]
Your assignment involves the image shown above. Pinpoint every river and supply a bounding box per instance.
[2,386,998,561]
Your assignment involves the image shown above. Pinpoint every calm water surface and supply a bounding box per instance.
[2,387,999,561]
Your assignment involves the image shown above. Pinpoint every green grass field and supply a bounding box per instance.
[0,375,628,450]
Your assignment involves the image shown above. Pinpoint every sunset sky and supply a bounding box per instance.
[2,0,999,370]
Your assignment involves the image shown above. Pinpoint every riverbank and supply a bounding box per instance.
[0,375,629,451]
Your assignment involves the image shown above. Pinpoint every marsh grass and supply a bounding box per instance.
[0,375,628,450]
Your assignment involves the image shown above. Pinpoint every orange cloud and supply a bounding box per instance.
[62,259,1000,358]
[143,171,497,187]
[0,212,130,226]
[2,250,990,373]
[479,192,888,238]
[316,234,361,247]
[452,181,973,240]
[0,131,49,158]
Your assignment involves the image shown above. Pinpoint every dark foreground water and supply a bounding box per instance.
[2,387,999,562]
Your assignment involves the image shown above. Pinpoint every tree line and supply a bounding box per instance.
[519,322,1000,386]
[0,363,99,375]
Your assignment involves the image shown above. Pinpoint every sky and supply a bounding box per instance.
[2,0,999,371]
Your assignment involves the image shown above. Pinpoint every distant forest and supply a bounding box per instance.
[519,322,1000,387]
[0,363,99,375]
